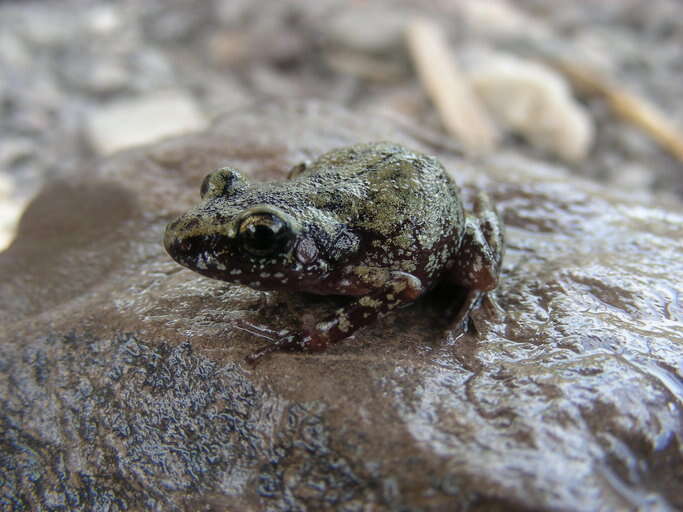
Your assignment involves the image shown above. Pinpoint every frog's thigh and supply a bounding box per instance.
[311,270,423,348]
[448,193,503,291]
[473,192,504,265]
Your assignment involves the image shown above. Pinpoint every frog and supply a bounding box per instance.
[163,142,504,363]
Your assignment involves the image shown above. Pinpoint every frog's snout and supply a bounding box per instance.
[163,215,200,261]
[163,212,237,276]
[163,218,185,261]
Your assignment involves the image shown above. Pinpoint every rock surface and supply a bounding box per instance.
[1,101,682,511]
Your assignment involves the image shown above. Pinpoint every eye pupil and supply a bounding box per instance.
[239,213,290,257]
[248,224,277,251]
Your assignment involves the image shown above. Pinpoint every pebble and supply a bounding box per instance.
[325,6,412,54]
[143,1,212,43]
[609,163,654,191]
[0,31,32,71]
[85,90,208,155]
[199,75,251,115]
[214,0,254,26]
[85,5,123,35]
[208,31,249,66]
[128,49,175,90]
[86,61,130,96]
[19,9,75,47]
[0,137,35,168]
[466,52,594,162]
[60,57,130,96]
[0,174,24,251]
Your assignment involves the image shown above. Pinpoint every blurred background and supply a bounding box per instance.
[1,0,682,250]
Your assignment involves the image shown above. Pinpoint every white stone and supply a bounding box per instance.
[0,174,12,202]
[0,137,35,167]
[326,6,411,54]
[609,163,654,192]
[86,90,208,155]
[20,10,75,47]
[467,52,594,162]
[0,174,26,252]
[84,61,129,95]
[0,31,32,71]
[85,5,122,35]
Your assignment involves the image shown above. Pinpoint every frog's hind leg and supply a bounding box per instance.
[448,289,485,334]
[446,192,504,333]
[234,319,286,342]
[309,270,424,350]
[450,192,503,290]
[245,270,424,364]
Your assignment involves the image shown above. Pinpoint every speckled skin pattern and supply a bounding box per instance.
[164,142,503,359]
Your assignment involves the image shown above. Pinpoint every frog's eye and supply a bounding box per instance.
[238,213,292,257]
[200,168,247,199]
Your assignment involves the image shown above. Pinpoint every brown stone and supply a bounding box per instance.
[1,101,682,511]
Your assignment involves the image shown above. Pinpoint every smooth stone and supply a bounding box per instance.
[1,100,681,511]
[466,51,595,163]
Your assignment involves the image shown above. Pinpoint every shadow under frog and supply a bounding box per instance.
[164,142,503,362]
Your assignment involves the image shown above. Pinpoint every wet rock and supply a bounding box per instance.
[1,101,682,511]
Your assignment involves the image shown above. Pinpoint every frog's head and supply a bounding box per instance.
[164,167,334,291]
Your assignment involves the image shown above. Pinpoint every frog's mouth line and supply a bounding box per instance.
[165,231,231,261]
[164,231,297,283]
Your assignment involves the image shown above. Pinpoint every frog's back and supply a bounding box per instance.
[299,142,462,228]
[295,142,465,278]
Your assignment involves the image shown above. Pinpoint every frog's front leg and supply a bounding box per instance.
[245,269,423,364]
[447,192,504,330]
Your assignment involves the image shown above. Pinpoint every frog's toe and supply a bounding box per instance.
[448,289,485,334]
[244,331,302,365]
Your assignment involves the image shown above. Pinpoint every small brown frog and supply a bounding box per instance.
[164,142,504,362]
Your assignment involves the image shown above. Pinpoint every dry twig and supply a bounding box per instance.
[405,19,499,156]
[550,59,683,164]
